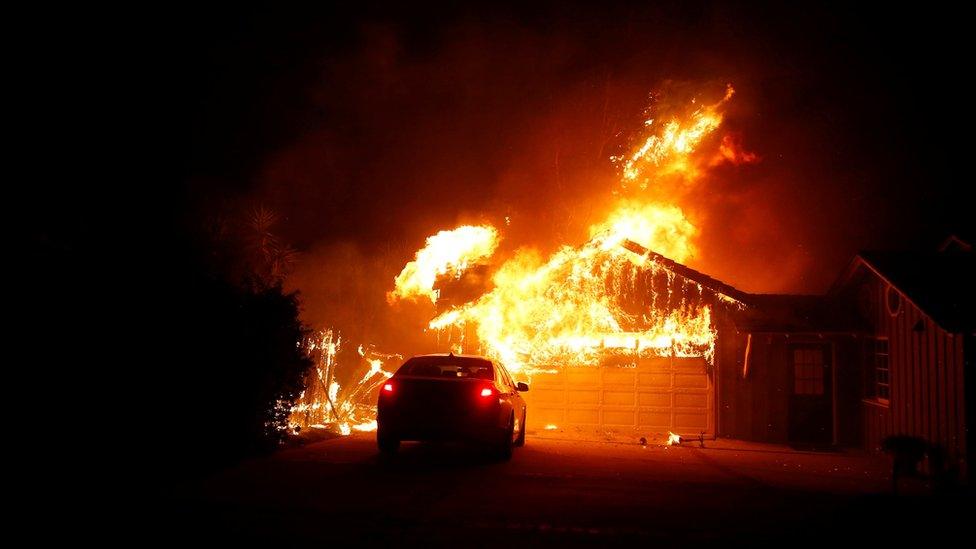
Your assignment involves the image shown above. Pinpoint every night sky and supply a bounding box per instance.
[31,2,974,337]
[20,2,976,514]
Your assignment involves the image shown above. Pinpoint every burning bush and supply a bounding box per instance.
[287,330,400,436]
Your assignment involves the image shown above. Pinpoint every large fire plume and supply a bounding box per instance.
[387,225,499,304]
[413,84,747,373]
[615,84,734,187]
[290,83,754,435]
[428,233,719,371]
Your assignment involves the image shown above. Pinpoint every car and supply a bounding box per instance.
[376,353,529,459]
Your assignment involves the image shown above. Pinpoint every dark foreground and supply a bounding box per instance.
[150,433,972,546]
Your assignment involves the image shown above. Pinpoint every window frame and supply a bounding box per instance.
[792,347,825,396]
[872,337,890,405]
[494,362,516,392]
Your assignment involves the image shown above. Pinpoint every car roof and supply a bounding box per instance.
[412,352,491,360]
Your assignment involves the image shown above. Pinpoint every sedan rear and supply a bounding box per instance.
[376,354,527,459]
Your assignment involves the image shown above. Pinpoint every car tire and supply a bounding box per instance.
[514,412,526,447]
[496,414,514,461]
[377,432,400,456]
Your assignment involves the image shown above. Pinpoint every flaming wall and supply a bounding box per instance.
[506,251,742,441]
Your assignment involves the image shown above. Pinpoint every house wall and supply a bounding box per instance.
[715,260,969,480]
[858,273,968,476]
[717,326,788,442]
[716,318,860,445]
[835,340,863,446]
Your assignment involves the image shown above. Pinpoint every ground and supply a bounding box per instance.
[154,432,972,546]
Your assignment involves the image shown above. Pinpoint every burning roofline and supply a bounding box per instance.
[620,239,750,306]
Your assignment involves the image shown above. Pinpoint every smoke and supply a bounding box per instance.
[210,5,971,341]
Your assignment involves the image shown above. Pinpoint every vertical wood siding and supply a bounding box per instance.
[862,275,968,474]
[717,323,851,445]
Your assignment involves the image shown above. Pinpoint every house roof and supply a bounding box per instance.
[733,293,864,333]
[621,239,750,303]
[850,250,975,333]
[619,235,975,334]
[939,234,973,253]
[619,240,858,332]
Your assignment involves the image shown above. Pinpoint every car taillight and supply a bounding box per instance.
[383,383,394,393]
[479,387,494,398]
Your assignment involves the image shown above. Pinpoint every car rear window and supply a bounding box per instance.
[397,356,494,380]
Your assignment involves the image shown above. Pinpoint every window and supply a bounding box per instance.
[397,356,494,379]
[495,364,515,391]
[793,348,825,395]
[873,338,890,403]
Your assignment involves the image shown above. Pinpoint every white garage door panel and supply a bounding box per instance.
[569,389,599,404]
[675,393,707,408]
[604,371,635,384]
[567,370,599,384]
[638,410,672,428]
[533,406,564,425]
[639,373,671,387]
[638,392,670,407]
[603,410,635,426]
[603,390,635,406]
[566,408,600,424]
[675,373,708,388]
[675,412,708,431]
[532,392,564,405]
[523,356,713,437]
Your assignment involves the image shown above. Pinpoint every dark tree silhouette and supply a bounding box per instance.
[137,206,313,474]
[151,274,312,473]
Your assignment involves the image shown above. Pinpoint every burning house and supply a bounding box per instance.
[288,81,972,479]
[507,239,747,442]
[422,232,973,480]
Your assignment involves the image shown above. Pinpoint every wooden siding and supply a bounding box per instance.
[718,326,806,443]
[716,316,861,445]
[860,272,968,475]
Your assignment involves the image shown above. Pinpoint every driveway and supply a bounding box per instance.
[153,433,969,546]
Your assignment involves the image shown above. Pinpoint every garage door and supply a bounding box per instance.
[522,356,713,438]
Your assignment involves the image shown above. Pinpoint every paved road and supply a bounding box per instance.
[156,433,970,546]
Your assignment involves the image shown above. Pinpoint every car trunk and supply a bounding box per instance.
[385,376,497,434]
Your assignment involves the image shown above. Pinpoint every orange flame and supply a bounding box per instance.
[290,84,750,438]
[589,202,697,263]
[712,133,759,166]
[288,330,398,436]
[388,225,499,303]
[419,85,740,373]
[428,233,718,372]
[616,84,734,187]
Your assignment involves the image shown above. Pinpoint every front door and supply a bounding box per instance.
[788,344,833,445]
